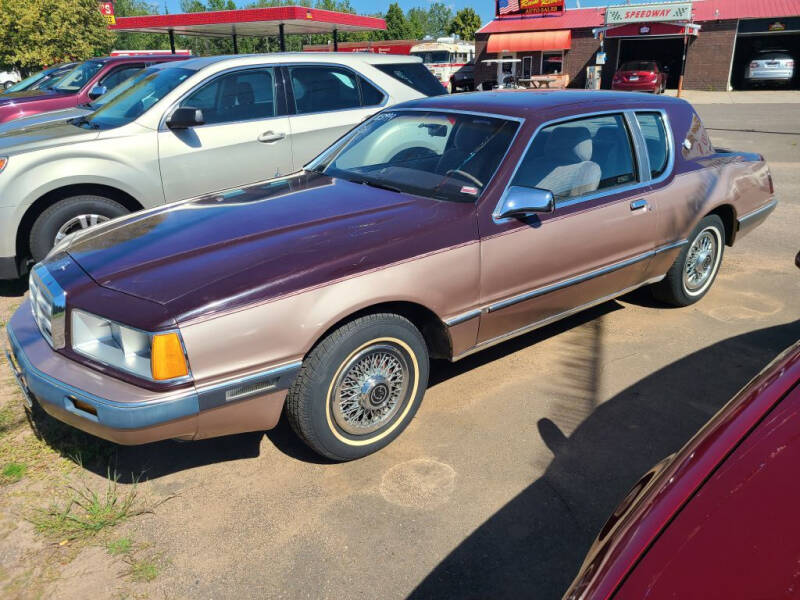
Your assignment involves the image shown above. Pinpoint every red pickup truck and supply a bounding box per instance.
[0,55,188,124]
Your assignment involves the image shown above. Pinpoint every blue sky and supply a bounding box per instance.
[160,0,623,28]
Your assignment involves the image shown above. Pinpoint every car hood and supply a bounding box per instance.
[0,106,91,135]
[0,119,100,153]
[0,89,70,104]
[66,172,475,323]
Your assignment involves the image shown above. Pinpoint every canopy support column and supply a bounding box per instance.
[232,33,239,54]
[333,28,339,51]
[279,23,286,52]
[169,29,176,54]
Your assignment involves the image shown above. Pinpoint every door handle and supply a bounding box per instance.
[630,199,648,211]
[257,131,286,143]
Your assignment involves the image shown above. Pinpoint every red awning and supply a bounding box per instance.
[487,30,571,53]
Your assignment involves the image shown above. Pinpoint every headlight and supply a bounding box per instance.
[71,309,189,382]
[0,157,7,173]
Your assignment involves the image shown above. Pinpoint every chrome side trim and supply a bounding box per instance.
[195,360,302,411]
[444,309,482,327]
[738,198,778,225]
[485,239,687,314]
[453,275,666,361]
[492,107,675,223]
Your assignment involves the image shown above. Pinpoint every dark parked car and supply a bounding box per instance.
[5,91,775,460]
[0,55,188,123]
[0,63,78,96]
[612,61,667,94]
[450,63,475,92]
[564,324,800,599]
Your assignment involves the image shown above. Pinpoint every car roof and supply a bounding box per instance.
[87,55,188,65]
[175,52,423,72]
[394,89,687,119]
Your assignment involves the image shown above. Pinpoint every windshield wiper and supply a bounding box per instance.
[347,177,403,194]
[69,116,99,129]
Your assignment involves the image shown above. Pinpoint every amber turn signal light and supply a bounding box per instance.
[151,332,189,380]
[0,157,7,173]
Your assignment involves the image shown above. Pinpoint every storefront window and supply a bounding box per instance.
[542,51,564,75]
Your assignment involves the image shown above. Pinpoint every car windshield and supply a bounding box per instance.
[52,61,105,92]
[621,61,658,72]
[37,68,72,90]
[86,67,156,110]
[412,51,451,64]
[311,110,519,203]
[75,67,193,130]
[2,70,48,94]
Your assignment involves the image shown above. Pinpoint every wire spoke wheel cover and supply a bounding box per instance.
[682,226,721,296]
[54,214,110,244]
[331,342,411,435]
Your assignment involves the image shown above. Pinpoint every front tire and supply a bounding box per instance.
[29,195,128,262]
[286,313,429,461]
[651,214,725,306]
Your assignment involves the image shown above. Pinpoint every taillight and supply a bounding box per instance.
[750,61,759,69]
[788,60,795,68]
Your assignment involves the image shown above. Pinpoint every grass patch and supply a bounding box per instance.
[1,461,27,483]
[126,556,161,582]
[107,536,134,556]
[31,473,149,542]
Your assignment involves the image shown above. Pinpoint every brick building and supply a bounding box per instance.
[475,0,800,91]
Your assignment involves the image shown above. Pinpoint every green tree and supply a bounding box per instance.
[448,7,482,41]
[427,2,453,38]
[384,2,410,40]
[0,0,113,72]
[406,7,429,40]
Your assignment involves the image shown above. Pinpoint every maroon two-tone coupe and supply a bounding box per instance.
[5,90,776,460]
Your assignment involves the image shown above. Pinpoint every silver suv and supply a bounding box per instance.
[0,53,446,279]
[745,50,795,86]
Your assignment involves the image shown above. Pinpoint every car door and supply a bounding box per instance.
[283,64,386,170]
[157,66,293,202]
[476,111,660,344]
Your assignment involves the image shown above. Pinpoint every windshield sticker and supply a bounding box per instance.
[460,186,479,196]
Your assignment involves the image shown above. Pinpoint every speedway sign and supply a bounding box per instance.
[605,2,692,25]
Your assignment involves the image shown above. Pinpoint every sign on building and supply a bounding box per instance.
[497,0,565,18]
[605,2,692,25]
[98,1,116,26]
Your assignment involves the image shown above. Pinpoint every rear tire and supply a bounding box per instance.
[651,215,725,307]
[29,195,128,262]
[285,313,429,461]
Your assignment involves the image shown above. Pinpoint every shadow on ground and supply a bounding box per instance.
[409,319,800,600]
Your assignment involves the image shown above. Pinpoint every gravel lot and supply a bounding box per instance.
[1,100,798,600]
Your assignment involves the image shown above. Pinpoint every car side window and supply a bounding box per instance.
[359,76,385,107]
[511,114,637,202]
[289,66,361,114]
[180,68,275,125]
[100,65,143,90]
[636,112,669,178]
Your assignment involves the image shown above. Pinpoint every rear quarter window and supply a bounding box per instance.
[374,63,447,97]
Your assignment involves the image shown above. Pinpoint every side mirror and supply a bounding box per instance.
[494,186,555,220]
[88,85,107,100]
[166,106,205,130]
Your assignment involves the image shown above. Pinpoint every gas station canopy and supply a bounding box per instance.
[109,6,386,52]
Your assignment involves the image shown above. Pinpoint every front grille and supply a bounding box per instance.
[28,264,66,349]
